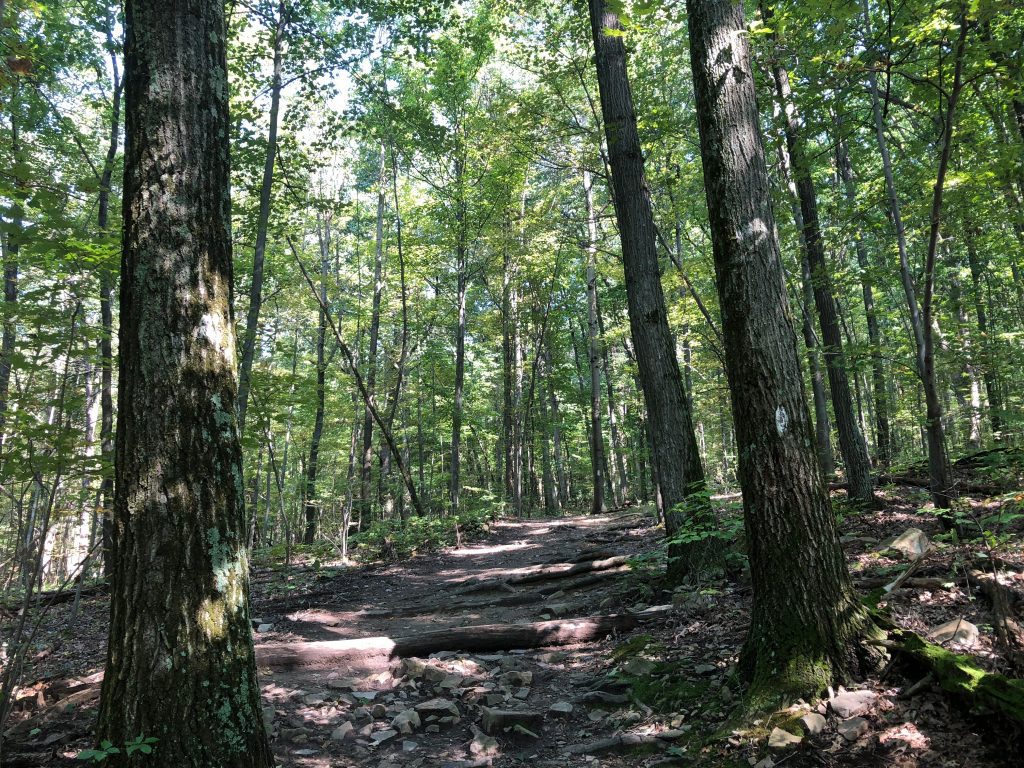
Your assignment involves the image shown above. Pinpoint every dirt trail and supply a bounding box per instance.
[251,511,664,767]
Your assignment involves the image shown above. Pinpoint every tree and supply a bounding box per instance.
[587,0,716,578]
[686,0,878,700]
[97,1,273,765]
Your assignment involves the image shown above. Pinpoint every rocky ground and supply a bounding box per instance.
[3,488,1023,767]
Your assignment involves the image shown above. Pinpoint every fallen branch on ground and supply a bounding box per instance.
[256,606,671,672]
[453,555,630,595]
[563,728,688,755]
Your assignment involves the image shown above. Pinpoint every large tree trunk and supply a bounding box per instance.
[764,21,873,504]
[835,131,891,465]
[98,2,273,764]
[686,0,877,701]
[236,1,285,435]
[587,0,714,578]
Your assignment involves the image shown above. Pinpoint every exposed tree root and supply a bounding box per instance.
[452,556,631,595]
[562,728,688,755]
[875,628,1024,724]
[256,607,670,672]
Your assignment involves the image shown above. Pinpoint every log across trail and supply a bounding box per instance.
[257,608,670,672]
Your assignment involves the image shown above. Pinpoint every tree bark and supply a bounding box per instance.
[764,16,874,504]
[583,171,607,516]
[98,1,273,764]
[450,158,468,514]
[587,0,714,578]
[687,0,877,701]
[835,130,891,465]
[303,215,330,543]
[361,147,387,519]
[235,1,285,436]
[965,227,1003,436]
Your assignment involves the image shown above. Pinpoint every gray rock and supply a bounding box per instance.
[620,657,655,676]
[469,725,500,757]
[481,707,543,736]
[256,623,274,633]
[301,693,326,707]
[886,528,931,558]
[498,670,533,687]
[548,701,573,717]
[800,712,826,736]
[929,618,979,646]
[767,727,802,749]
[415,697,460,718]
[402,740,419,752]
[331,722,356,741]
[371,729,398,745]
[837,716,869,741]
[826,689,877,718]
[392,709,421,734]
[352,690,379,702]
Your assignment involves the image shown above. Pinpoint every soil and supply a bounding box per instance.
[3,489,1023,767]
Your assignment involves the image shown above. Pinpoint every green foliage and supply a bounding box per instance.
[76,736,157,763]
[350,506,498,561]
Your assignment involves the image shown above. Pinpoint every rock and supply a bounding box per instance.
[481,707,544,736]
[402,740,419,752]
[415,698,460,718]
[327,677,361,691]
[548,701,573,717]
[261,705,275,727]
[620,657,655,676]
[513,687,531,700]
[753,758,775,768]
[498,670,533,687]
[292,748,318,756]
[837,716,869,741]
[484,694,505,706]
[767,727,802,750]
[541,603,572,618]
[439,674,464,690]
[352,691,379,702]
[799,712,826,736]
[256,623,274,633]
[693,664,717,676]
[371,729,398,745]
[301,693,326,707]
[929,618,979,646]
[331,722,356,741]
[587,708,608,722]
[886,528,930,558]
[826,689,877,718]
[469,725,500,757]
[392,709,421,734]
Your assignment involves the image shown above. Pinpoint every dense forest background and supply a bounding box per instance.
[2,0,1024,765]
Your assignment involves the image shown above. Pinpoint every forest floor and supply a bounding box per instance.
[3,484,1024,767]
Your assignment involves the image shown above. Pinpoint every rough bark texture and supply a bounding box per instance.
[588,0,714,578]
[765,29,874,504]
[687,0,876,701]
[583,171,607,516]
[835,131,891,464]
[98,2,273,765]
[303,220,329,543]
[235,1,284,436]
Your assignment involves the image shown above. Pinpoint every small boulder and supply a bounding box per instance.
[480,707,544,736]
[256,623,274,633]
[370,729,398,745]
[392,709,421,735]
[799,712,826,737]
[885,528,931,558]
[469,725,500,757]
[330,722,355,741]
[837,716,869,742]
[826,689,877,718]
[768,727,802,750]
[415,697,460,718]
[548,701,573,717]
[929,618,979,647]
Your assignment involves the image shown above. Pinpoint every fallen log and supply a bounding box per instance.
[563,728,688,755]
[537,566,631,596]
[971,570,1024,674]
[453,555,631,595]
[878,628,1024,724]
[0,582,107,614]
[256,607,671,672]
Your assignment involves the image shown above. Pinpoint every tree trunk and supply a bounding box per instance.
[236,2,285,435]
[835,131,891,465]
[98,2,273,764]
[450,162,468,514]
[583,172,607,516]
[965,227,1003,437]
[596,292,629,505]
[588,0,714,578]
[362,147,387,519]
[303,216,330,544]
[0,84,20,455]
[860,0,956,509]
[764,20,873,503]
[687,0,877,701]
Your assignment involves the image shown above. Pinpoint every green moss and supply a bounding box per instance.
[610,634,658,662]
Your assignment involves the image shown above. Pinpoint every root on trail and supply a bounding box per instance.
[452,555,631,595]
[256,607,670,672]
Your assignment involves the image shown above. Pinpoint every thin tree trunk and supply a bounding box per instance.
[303,216,330,544]
[98,2,272,762]
[450,159,468,514]
[236,1,285,435]
[764,15,873,503]
[361,147,386,519]
[583,172,606,516]
[588,0,715,578]
[595,292,628,505]
[835,130,891,465]
[965,227,1003,436]
[687,0,876,700]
